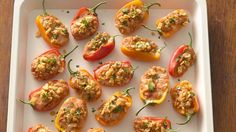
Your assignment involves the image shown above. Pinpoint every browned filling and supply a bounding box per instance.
[29,124,51,132]
[140,66,169,100]
[123,36,158,53]
[31,53,63,80]
[134,118,168,132]
[40,15,69,44]
[116,5,145,34]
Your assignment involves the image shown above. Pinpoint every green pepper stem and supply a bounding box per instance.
[159,42,167,52]
[136,101,154,116]
[132,65,139,71]
[188,32,193,47]
[112,35,121,39]
[67,59,78,76]
[42,0,48,15]
[62,45,79,59]
[123,87,135,96]
[18,99,33,107]
[142,25,162,35]
[177,114,192,125]
[90,1,107,15]
[145,3,161,10]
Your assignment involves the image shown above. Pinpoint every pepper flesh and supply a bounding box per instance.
[95,87,134,126]
[35,0,69,48]
[20,80,69,111]
[168,33,196,77]
[136,66,169,116]
[83,32,116,61]
[115,0,160,34]
[87,128,104,132]
[55,97,88,131]
[31,46,78,80]
[68,59,102,101]
[28,124,51,132]
[71,2,106,40]
[121,36,165,61]
[134,117,172,132]
[170,80,199,125]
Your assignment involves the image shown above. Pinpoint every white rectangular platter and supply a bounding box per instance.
[8,0,214,132]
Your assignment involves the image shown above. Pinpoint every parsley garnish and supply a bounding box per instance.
[113,106,123,113]
[148,82,155,92]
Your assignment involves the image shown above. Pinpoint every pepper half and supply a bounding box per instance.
[31,45,78,80]
[136,66,169,116]
[143,9,189,38]
[68,59,102,101]
[35,0,69,48]
[170,80,199,125]
[19,80,69,111]
[168,33,196,77]
[95,87,135,126]
[134,117,172,132]
[121,36,166,61]
[83,32,118,61]
[94,61,135,87]
[71,1,106,40]
[55,97,88,131]
[87,128,104,132]
[115,0,160,34]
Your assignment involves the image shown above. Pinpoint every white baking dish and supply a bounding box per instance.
[7,0,213,131]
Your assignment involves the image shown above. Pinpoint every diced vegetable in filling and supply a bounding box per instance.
[140,66,169,100]
[157,9,189,34]
[30,80,69,110]
[96,62,134,86]
[31,53,63,80]
[172,82,196,114]
[96,94,131,122]
[58,98,87,131]
[123,36,158,53]
[134,119,168,132]
[87,32,111,53]
[71,15,98,36]
[70,70,101,101]
[116,5,145,34]
[40,15,69,44]
[175,49,196,75]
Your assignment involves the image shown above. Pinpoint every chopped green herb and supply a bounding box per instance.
[113,106,123,113]
[81,19,89,27]
[102,22,105,25]
[42,92,49,99]
[169,18,176,23]
[143,121,149,128]
[122,8,129,14]
[52,34,58,39]
[62,29,68,34]
[148,82,155,92]
[91,108,96,113]
[75,109,81,116]
[51,120,54,122]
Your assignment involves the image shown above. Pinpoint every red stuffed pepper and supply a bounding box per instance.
[134,117,172,132]
[31,45,78,80]
[168,33,196,77]
[94,61,135,87]
[71,1,106,40]
[83,32,117,61]
[28,124,51,132]
[19,80,69,111]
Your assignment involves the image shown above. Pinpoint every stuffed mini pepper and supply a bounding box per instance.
[168,33,196,77]
[35,0,69,48]
[20,80,69,111]
[94,61,135,87]
[83,32,117,61]
[121,36,166,61]
[68,59,102,101]
[31,46,78,80]
[143,9,189,38]
[55,97,88,131]
[170,80,199,125]
[71,2,106,40]
[134,117,172,132]
[136,66,169,116]
[115,0,160,34]
[87,128,104,132]
[95,87,134,126]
